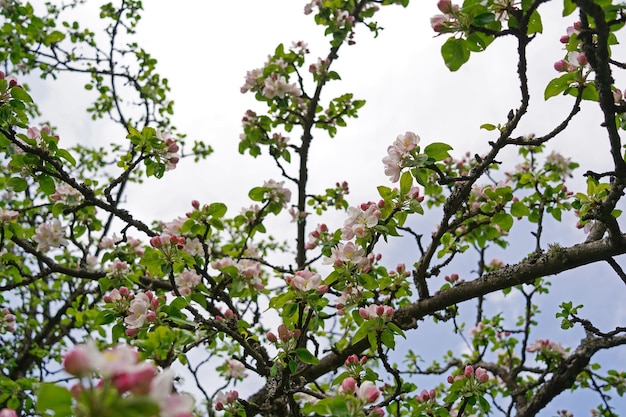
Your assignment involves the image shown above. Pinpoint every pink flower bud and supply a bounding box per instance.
[437,0,454,13]
[357,381,380,404]
[63,347,92,376]
[577,52,588,66]
[0,409,18,417]
[340,376,357,393]
[447,375,454,383]
[464,365,474,377]
[370,407,385,417]
[560,35,569,43]
[554,60,569,72]
[267,331,277,343]
[150,236,163,248]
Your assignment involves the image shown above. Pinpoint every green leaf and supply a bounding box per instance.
[7,177,27,192]
[56,148,77,166]
[10,87,33,103]
[544,73,576,100]
[473,13,495,26]
[399,171,412,197]
[380,329,395,349]
[480,123,496,131]
[527,10,543,34]
[295,348,320,365]
[248,186,265,202]
[441,37,470,72]
[36,383,73,417]
[510,200,530,217]
[493,211,514,231]
[563,0,577,16]
[424,142,453,161]
[38,175,56,195]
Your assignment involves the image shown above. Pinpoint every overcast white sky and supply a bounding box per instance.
[25,0,626,414]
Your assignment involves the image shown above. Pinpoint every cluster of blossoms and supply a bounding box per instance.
[444,273,464,285]
[554,22,588,73]
[32,219,68,252]
[16,125,59,154]
[341,203,381,240]
[240,48,304,100]
[0,208,18,222]
[324,241,365,268]
[430,0,461,33]
[447,365,490,384]
[305,223,329,250]
[103,287,161,337]
[287,269,328,293]
[262,75,302,99]
[416,388,438,403]
[219,359,248,380]
[335,286,365,316]
[50,183,82,206]
[0,70,19,92]
[267,323,301,351]
[63,341,194,417]
[175,270,201,296]
[338,378,384,416]
[106,259,129,278]
[309,57,330,77]
[150,233,186,255]
[359,304,394,321]
[303,0,320,15]
[162,211,204,257]
[263,179,292,208]
[214,390,239,412]
[527,338,569,358]
[211,248,264,291]
[0,307,16,333]
[382,131,420,182]
[155,130,180,171]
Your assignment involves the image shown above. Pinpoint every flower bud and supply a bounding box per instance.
[340,376,357,393]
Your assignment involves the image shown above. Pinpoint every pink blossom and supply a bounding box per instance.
[430,14,450,32]
[50,184,82,205]
[63,345,93,376]
[340,376,357,393]
[475,367,489,383]
[262,75,302,99]
[215,390,239,411]
[356,381,380,404]
[33,219,69,252]
[124,292,152,329]
[99,233,122,249]
[382,132,420,182]
[175,270,201,296]
[359,304,393,321]
[437,0,454,13]
[0,409,17,417]
[156,130,181,170]
[0,208,18,222]
[382,145,403,182]
[223,359,248,379]
[241,68,263,93]
[150,369,196,417]
[290,269,323,292]
[264,179,292,207]
[341,205,381,240]
[323,241,365,267]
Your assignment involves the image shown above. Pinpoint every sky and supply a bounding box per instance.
[23,0,626,415]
